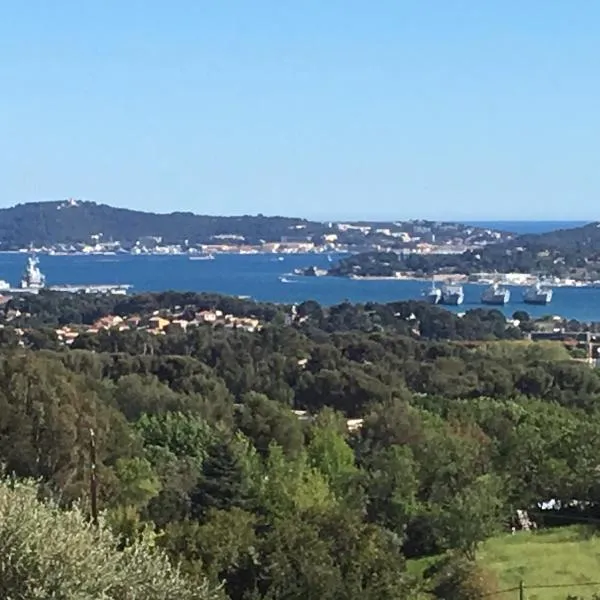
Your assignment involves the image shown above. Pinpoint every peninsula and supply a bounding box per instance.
[323,222,600,285]
[0,198,512,255]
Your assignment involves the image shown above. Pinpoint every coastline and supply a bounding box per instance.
[326,272,591,288]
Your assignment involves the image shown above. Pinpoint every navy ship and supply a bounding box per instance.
[11,255,132,295]
[523,281,553,305]
[20,255,45,289]
[441,284,464,305]
[423,280,442,304]
[481,282,510,305]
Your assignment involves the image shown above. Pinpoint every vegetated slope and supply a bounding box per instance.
[0,200,326,247]
[509,222,600,252]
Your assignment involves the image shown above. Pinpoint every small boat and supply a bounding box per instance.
[423,280,442,304]
[441,284,464,306]
[523,281,553,305]
[189,254,215,261]
[481,282,510,305]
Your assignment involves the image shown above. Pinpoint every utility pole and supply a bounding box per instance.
[89,428,98,528]
[519,580,525,600]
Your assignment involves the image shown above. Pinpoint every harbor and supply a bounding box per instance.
[0,251,597,320]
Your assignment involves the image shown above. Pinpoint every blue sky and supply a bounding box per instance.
[0,1,598,221]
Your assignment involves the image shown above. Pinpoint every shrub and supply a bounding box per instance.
[427,554,499,600]
[0,477,223,600]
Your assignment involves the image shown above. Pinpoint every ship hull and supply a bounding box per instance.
[426,292,441,304]
[441,294,464,306]
[524,296,552,305]
[481,293,510,306]
[523,290,553,305]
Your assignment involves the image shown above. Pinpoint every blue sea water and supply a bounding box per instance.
[1,251,600,322]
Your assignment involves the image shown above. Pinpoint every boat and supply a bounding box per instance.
[304,266,328,277]
[523,281,553,305]
[441,284,464,305]
[14,255,132,295]
[481,282,510,305]
[21,255,45,289]
[423,280,442,304]
[189,254,215,261]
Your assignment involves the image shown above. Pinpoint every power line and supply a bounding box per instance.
[482,580,600,598]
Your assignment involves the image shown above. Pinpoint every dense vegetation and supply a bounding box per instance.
[2,291,600,598]
[0,200,326,247]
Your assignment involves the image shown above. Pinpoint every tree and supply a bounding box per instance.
[235,392,304,457]
[366,445,420,537]
[190,438,250,519]
[306,418,361,503]
[161,508,258,591]
[0,477,222,599]
[113,456,161,509]
[436,474,506,559]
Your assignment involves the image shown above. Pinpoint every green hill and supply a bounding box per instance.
[412,527,600,599]
[0,199,325,248]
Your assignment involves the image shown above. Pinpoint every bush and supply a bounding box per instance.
[426,554,499,600]
[0,477,223,599]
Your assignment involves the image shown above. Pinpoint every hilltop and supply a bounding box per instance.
[511,221,600,252]
[0,199,510,250]
[0,199,325,248]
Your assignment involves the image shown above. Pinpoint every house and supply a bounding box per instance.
[92,315,124,330]
[148,316,170,331]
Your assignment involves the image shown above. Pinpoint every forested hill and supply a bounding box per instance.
[508,221,600,251]
[0,200,326,247]
[0,199,512,249]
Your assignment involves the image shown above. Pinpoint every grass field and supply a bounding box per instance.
[410,526,600,599]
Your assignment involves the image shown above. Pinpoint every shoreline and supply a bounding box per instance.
[325,273,593,288]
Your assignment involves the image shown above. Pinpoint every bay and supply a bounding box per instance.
[1,252,600,322]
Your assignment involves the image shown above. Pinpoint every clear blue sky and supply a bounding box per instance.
[1,1,598,221]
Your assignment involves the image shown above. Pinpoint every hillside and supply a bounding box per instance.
[0,199,511,249]
[510,222,600,252]
[0,199,326,248]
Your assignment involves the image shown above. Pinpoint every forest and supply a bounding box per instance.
[0,200,326,247]
[2,291,600,598]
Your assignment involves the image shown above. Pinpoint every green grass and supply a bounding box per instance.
[482,526,600,599]
[410,526,600,599]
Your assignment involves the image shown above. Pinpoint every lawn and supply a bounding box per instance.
[410,526,600,599]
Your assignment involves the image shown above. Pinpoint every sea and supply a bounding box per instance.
[2,221,598,322]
